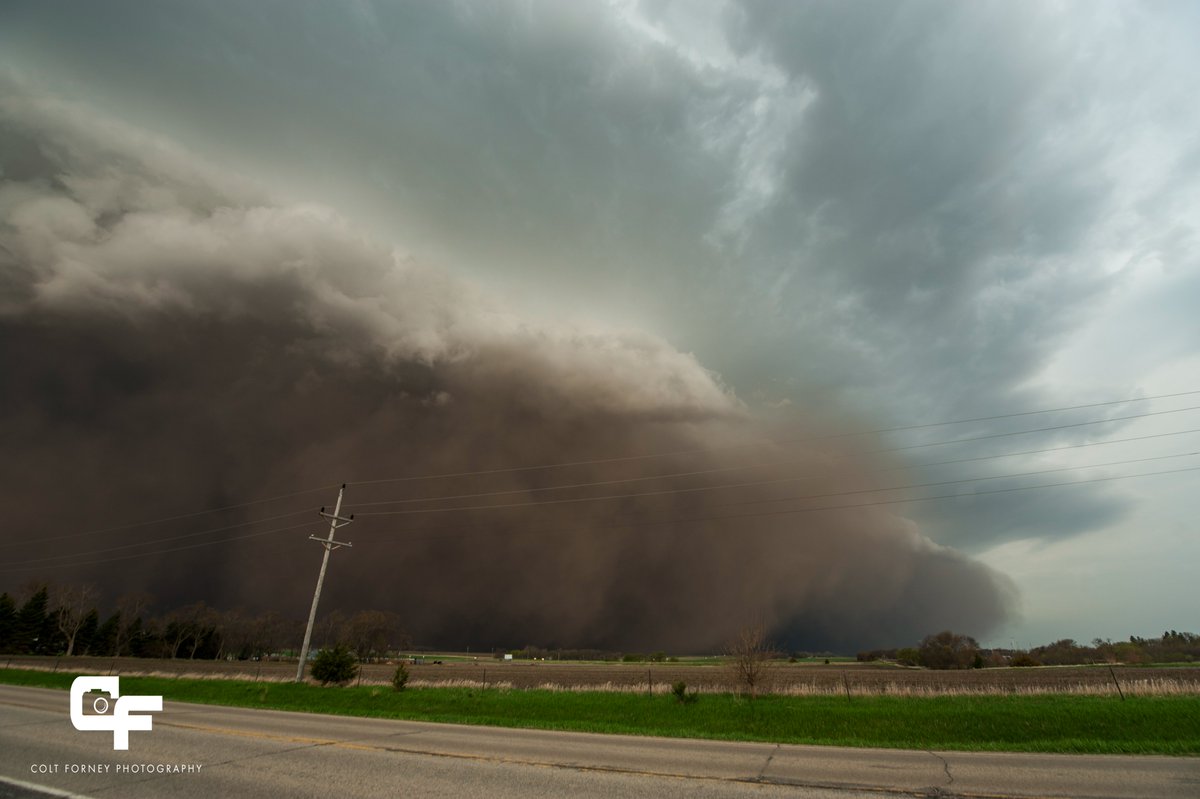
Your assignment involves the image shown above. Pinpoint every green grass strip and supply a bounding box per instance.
[3,668,1197,755]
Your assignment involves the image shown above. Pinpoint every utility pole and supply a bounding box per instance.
[295,484,354,682]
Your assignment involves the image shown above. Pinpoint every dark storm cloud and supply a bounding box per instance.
[0,91,1015,650]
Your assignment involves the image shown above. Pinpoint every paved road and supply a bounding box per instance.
[1,685,1196,798]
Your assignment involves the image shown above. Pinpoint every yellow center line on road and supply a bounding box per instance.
[157,720,340,747]
[158,719,750,783]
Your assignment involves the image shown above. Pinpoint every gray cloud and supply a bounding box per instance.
[694,0,1200,550]
[0,89,1016,650]
[719,0,1200,402]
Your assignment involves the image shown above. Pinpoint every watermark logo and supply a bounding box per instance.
[70,676,163,750]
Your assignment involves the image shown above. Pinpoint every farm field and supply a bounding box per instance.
[5,654,1198,696]
[3,667,1198,755]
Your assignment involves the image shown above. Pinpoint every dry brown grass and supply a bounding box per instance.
[6,654,1198,696]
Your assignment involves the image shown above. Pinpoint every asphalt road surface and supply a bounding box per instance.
[1,684,1197,798]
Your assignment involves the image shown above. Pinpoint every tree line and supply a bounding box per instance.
[0,583,408,662]
[4,582,1194,668]
[857,629,1200,669]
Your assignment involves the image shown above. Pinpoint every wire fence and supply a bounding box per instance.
[5,655,1199,696]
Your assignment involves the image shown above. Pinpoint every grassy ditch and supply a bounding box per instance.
[3,667,1196,755]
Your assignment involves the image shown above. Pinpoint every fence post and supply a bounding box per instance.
[1108,664,1126,701]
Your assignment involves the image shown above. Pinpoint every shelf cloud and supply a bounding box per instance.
[0,88,1015,650]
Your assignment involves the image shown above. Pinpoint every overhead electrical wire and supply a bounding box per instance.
[0,483,337,550]
[0,521,317,573]
[343,391,1200,484]
[349,450,1200,517]
[3,509,316,566]
[346,426,1200,509]
[6,389,1198,551]
[5,464,1198,573]
[10,428,1198,572]
[873,405,1200,453]
[370,463,1200,542]
[635,465,1200,533]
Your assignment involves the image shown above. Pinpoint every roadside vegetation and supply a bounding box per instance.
[2,667,1197,755]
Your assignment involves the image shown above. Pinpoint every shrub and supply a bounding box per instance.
[391,662,410,691]
[671,680,698,704]
[1010,653,1041,667]
[310,644,358,686]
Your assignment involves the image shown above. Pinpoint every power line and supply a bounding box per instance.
[6,463,1197,573]
[879,405,1200,454]
[665,465,1200,529]
[0,521,315,573]
[889,427,1200,467]
[2,509,315,565]
[349,463,1200,544]
[345,391,1200,487]
[350,450,1200,517]
[0,484,337,550]
[12,390,1199,549]
[19,428,1193,569]
[714,452,1200,512]
[347,426,1200,509]
[859,389,1200,433]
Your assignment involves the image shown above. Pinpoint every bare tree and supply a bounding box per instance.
[51,583,98,656]
[726,623,777,699]
[342,610,406,661]
[182,602,218,659]
[163,613,191,659]
[114,592,154,656]
[315,609,347,651]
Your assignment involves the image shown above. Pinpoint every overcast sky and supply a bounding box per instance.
[2,0,1198,648]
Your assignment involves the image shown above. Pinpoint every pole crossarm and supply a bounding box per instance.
[308,534,353,551]
[319,507,354,526]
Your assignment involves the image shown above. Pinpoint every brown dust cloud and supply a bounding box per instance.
[0,90,1014,652]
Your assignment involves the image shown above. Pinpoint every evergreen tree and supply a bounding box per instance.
[14,587,49,654]
[39,607,65,655]
[310,645,359,686]
[95,613,121,657]
[0,593,16,653]
[76,610,100,656]
[126,617,158,657]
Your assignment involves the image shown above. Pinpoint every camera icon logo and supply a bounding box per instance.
[70,676,163,750]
